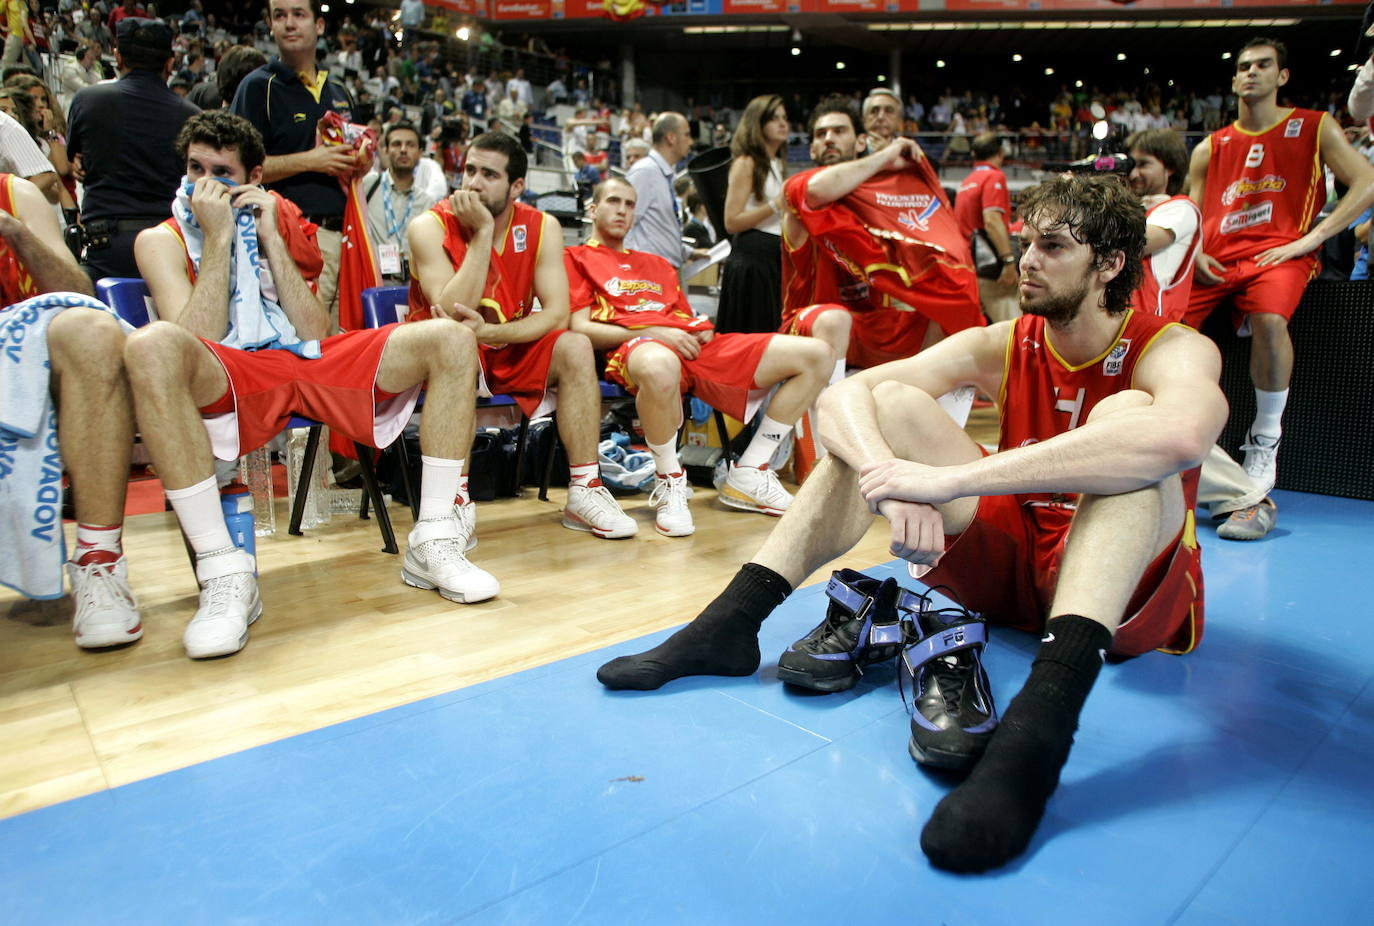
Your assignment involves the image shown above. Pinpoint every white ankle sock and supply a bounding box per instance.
[1252,388,1288,440]
[647,437,681,476]
[738,414,789,469]
[419,455,465,521]
[165,475,234,556]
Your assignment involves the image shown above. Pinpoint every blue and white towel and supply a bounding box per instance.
[0,292,130,599]
[172,176,320,358]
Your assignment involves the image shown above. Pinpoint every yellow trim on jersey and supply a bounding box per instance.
[996,321,1016,410]
[1045,310,1133,372]
[1227,107,1297,138]
[480,297,507,323]
[494,208,516,256]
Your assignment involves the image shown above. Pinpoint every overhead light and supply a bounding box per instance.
[320,2,329,9]
[836,61,846,70]
[1167,79,1174,86]
[1222,51,1232,60]
[1143,67,1150,74]
[1044,67,1054,76]
[1074,79,1083,88]
[1331,48,1342,57]
[877,74,886,82]
[1012,54,1022,62]
[791,46,800,56]
[936,59,946,68]
[457,26,470,40]
[1116,53,1127,61]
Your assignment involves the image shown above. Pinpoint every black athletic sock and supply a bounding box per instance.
[596,563,792,691]
[920,614,1112,872]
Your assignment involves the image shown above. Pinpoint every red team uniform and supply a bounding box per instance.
[407,199,570,416]
[564,241,774,421]
[954,161,1012,258]
[1184,108,1326,330]
[0,175,39,305]
[922,310,1205,657]
[160,200,419,460]
[781,158,983,369]
[1133,195,1203,322]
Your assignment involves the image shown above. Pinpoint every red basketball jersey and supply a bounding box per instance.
[407,199,546,325]
[998,310,1197,531]
[0,175,39,306]
[1134,195,1202,322]
[1201,108,1325,264]
[564,240,711,334]
[782,162,982,334]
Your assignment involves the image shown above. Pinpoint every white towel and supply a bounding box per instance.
[172,177,320,358]
[0,292,130,599]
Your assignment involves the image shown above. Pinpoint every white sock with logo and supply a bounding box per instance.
[738,415,789,470]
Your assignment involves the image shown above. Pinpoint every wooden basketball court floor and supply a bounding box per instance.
[2,454,1371,923]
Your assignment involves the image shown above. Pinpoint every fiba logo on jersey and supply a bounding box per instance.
[1104,338,1131,376]
[1284,119,1303,138]
[513,225,527,253]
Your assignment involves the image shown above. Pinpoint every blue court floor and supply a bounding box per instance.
[3,489,1371,925]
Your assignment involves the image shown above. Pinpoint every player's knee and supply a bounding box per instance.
[1247,312,1288,339]
[792,336,832,374]
[124,321,192,386]
[553,329,595,368]
[628,344,681,395]
[813,308,851,340]
[1085,388,1152,422]
[49,307,125,370]
[417,316,477,362]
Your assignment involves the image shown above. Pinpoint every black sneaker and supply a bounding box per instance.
[901,596,998,771]
[776,568,918,692]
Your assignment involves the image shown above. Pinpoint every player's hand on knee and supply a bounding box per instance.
[645,326,700,359]
[858,459,958,510]
[878,499,945,568]
[1194,250,1227,284]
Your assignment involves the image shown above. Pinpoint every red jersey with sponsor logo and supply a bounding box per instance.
[407,199,546,325]
[954,162,1011,237]
[783,161,982,333]
[780,177,875,326]
[564,240,712,334]
[1201,108,1325,264]
[0,175,39,306]
[998,310,1197,532]
[1134,194,1202,322]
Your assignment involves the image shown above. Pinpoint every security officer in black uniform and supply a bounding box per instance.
[230,0,354,324]
[66,18,199,282]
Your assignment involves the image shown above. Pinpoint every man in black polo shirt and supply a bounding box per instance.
[66,18,198,281]
[231,0,355,324]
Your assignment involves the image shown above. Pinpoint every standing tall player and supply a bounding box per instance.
[1186,37,1374,492]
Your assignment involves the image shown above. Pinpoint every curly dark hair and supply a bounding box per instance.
[807,93,861,138]
[1018,175,1144,315]
[175,109,267,174]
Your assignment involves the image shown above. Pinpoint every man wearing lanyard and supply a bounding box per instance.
[365,122,438,284]
[625,111,707,269]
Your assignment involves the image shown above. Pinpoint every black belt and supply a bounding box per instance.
[302,213,345,232]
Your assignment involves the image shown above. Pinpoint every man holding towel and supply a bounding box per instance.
[129,111,495,661]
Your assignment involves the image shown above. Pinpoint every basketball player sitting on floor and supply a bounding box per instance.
[565,177,832,536]
[597,176,1226,873]
[128,110,497,661]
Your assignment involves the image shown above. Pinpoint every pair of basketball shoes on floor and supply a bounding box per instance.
[779,568,998,772]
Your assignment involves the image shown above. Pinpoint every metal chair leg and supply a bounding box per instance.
[713,409,734,467]
[539,412,559,502]
[511,414,530,496]
[394,436,419,520]
[354,441,398,554]
[288,425,323,536]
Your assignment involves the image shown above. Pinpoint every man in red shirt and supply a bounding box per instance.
[955,132,1019,323]
[598,175,1227,874]
[566,178,830,537]
[1186,37,1374,493]
[408,131,637,541]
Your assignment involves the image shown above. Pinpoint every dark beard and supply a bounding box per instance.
[1020,279,1088,327]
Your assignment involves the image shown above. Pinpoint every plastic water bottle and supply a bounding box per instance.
[285,427,332,530]
[240,445,276,537]
[219,481,256,557]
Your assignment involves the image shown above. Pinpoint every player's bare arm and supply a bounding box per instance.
[0,177,92,296]
[136,178,236,340]
[861,327,1226,510]
[232,185,329,340]
[1255,114,1374,266]
[408,192,495,319]
[462,212,568,346]
[804,137,922,210]
[1186,136,1226,283]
